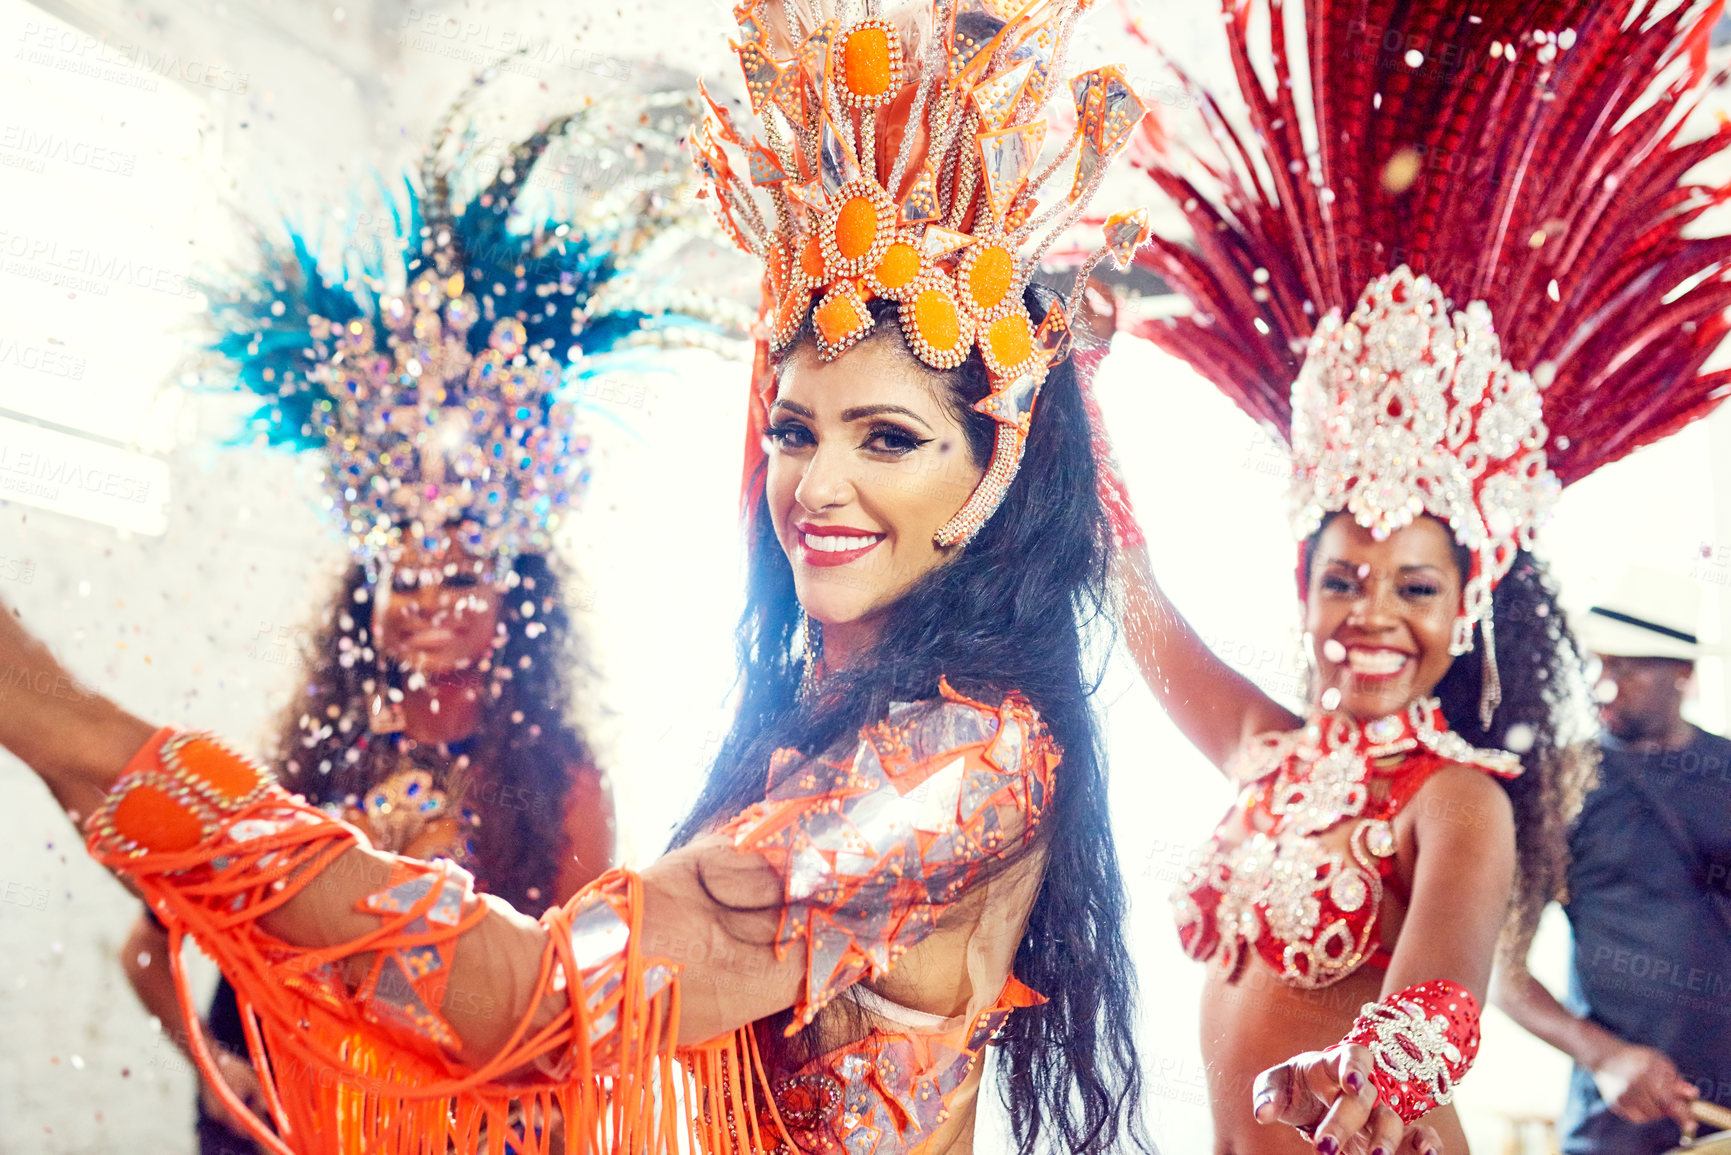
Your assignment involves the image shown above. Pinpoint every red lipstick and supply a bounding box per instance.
[793,521,886,568]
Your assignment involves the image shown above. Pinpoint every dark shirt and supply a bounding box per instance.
[1560,726,1731,1154]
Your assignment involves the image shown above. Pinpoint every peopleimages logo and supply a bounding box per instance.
[395,9,631,80]
[1692,543,1731,589]
[0,230,197,299]
[0,413,170,535]
[14,21,249,93]
[0,336,86,380]
[0,443,153,504]
[0,125,136,175]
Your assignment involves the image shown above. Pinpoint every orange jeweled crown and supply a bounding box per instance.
[692,0,1151,544]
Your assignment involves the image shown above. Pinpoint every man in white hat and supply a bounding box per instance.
[1494,564,1731,1154]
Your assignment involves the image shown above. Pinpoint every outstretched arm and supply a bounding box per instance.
[1381,766,1518,1004]
[1117,543,1301,772]
[1071,332,1298,774]
[0,601,153,814]
[246,827,807,1058]
[0,598,761,1055]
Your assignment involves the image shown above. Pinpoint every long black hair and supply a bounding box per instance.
[670,284,1149,1154]
[272,551,597,917]
[1303,518,1598,959]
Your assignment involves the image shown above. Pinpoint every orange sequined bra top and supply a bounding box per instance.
[1173,698,1520,990]
[83,681,1057,1155]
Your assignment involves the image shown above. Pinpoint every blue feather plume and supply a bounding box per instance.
[205,110,661,451]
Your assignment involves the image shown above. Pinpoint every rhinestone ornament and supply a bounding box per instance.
[694,2,1151,546]
[1174,698,1519,988]
[1291,266,1561,653]
[88,731,277,860]
[1344,979,1482,1122]
[216,90,738,578]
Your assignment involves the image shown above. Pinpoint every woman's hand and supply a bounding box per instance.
[1253,1045,1442,1155]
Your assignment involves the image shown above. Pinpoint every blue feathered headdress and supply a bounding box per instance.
[206,85,724,571]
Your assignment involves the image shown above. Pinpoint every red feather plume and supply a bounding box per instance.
[1130,0,1731,485]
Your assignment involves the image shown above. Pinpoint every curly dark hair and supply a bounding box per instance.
[671,284,1151,1155]
[270,552,597,917]
[1304,517,1599,960]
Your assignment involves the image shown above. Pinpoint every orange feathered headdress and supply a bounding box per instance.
[693,0,1151,543]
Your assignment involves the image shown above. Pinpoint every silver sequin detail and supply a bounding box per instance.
[1290,267,1560,655]
[728,695,1047,1023]
[1357,996,1465,1107]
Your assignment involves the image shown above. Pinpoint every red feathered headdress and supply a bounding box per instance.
[1128,0,1731,717]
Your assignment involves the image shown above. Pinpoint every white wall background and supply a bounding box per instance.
[1,0,1729,1152]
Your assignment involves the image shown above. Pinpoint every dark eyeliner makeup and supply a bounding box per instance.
[862,423,932,455]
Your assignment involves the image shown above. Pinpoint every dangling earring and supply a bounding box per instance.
[1299,630,1317,699]
[363,571,407,734]
[368,639,407,735]
[1478,613,1501,730]
[369,686,407,734]
[797,610,823,702]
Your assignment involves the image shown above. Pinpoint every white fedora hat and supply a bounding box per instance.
[1575,564,1701,662]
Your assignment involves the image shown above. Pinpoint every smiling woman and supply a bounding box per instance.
[1302,517,1464,723]
[764,310,987,660]
[665,275,1150,1153]
[1114,0,1731,1151]
[374,541,505,680]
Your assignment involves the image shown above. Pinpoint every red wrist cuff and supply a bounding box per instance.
[1343,979,1481,1123]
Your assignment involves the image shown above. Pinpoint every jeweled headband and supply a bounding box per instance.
[1290,267,1558,657]
[692,0,1151,545]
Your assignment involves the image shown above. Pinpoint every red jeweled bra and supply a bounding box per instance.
[1173,698,1520,989]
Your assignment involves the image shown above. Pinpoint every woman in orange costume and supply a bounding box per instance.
[0,3,1156,1152]
[107,89,720,1153]
[1109,1,1731,1151]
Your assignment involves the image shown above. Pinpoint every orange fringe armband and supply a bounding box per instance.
[84,727,729,1155]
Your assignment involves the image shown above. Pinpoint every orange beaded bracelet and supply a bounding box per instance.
[86,727,275,859]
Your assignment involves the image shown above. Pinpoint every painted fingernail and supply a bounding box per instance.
[1372,1148,1388,1155]
[1345,1071,1363,1092]
[1316,1139,1338,1155]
